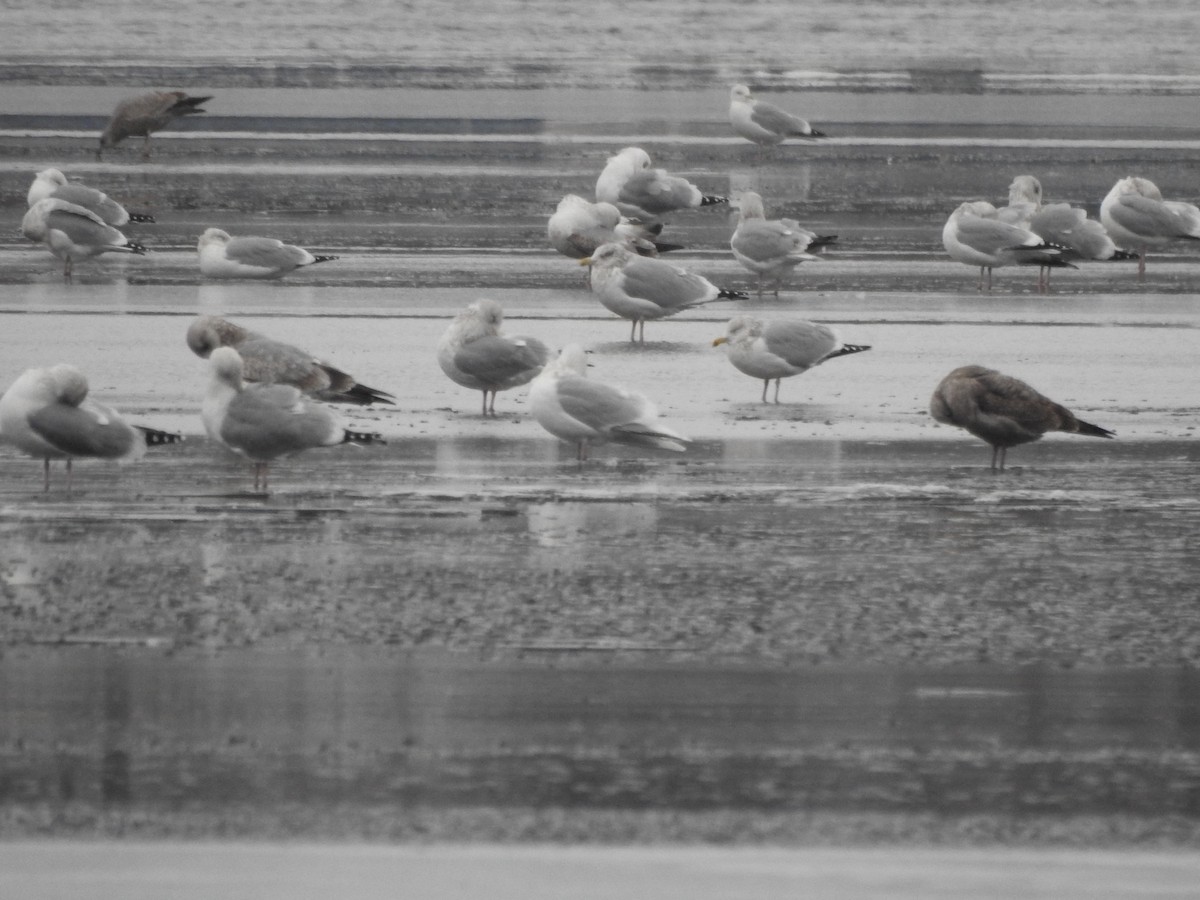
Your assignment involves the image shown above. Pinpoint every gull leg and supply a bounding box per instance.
[773,379,782,404]
[761,380,769,403]
[43,458,51,493]
[66,459,73,494]
[1137,249,1147,279]
[141,135,152,160]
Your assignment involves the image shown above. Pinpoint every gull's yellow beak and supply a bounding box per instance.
[578,257,592,266]
[712,337,728,347]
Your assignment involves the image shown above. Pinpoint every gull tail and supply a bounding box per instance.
[173,95,212,115]
[342,428,385,446]
[716,288,750,301]
[136,427,184,447]
[128,212,157,224]
[825,343,872,362]
[311,254,339,264]
[809,234,838,250]
[700,194,729,207]
[611,424,691,453]
[1074,420,1116,440]
[340,383,396,406]
[1109,249,1139,261]
[125,241,149,256]
[806,127,828,138]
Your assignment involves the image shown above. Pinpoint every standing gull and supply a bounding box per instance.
[930,365,1115,471]
[186,316,395,406]
[942,201,1074,291]
[197,228,339,279]
[202,347,384,492]
[529,345,691,461]
[0,364,181,492]
[581,241,748,343]
[437,299,551,416]
[1099,176,1200,277]
[1001,175,1136,290]
[729,84,826,147]
[27,168,155,226]
[595,147,727,225]
[547,194,682,260]
[98,90,211,159]
[714,316,871,404]
[21,197,147,282]
[730,190,837,297]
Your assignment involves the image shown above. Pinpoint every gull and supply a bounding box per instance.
[202,347,384,492]
[27,168,155,226]
[1099,176,1200,277]
[98,90,211,159]
[942,201,1075,291]
[713,316,871,403]
[0,364,181,492]
[730,190,837,297]
[186,315,395,406]
[581,241,748,343]
[437,298,552,416]
[197,228,339,279]
[529,345,691,461]
[729,84,826,147]
[1001,175,1136,290]
[21,197,147,282]
[547,194,682,260]
[930,365,1115,471]
[595,146,727,225]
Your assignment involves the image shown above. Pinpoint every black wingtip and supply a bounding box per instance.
[716,288,750,301]
[1077,421,1116,440]
[700,195,729,207]
[809,234,839,249]
[128,213,157,224]
[1110,249,1140,261]
[652,241,686,254]
[137,427,184,447]
[343,429,386,446]
[833,343,872,358]
[127,241,149,255]
[311,255,339,264]
[343,384,396,406]
[808,128,827,138]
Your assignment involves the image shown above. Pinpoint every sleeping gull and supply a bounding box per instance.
[1099,176,1200,277]
[930,365,1115,471]
[581,241,748,343]
[730,190,837,297]
[942,201,1074,291]
[1000,175,1136,290]
[437,298,552,416]
[197,228,339,279]
[98,90,211,159]
[201,346,384,492]
[186,316,395,406]
[595,147,727,225]
[0,364,181,492]
[21,197,147,282]
[713,316,871,404]
[27,168,155,226]
[529,345,691,461]
[729,84,826,146]
[547,194,682,260]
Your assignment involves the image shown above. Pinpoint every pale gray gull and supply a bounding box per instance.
[595,147,727,225]
[547,194,682,260]
[27,168,155,226]
[0,364,181,492]
[713,316,871,403]
[437,298,552,416]
[729,84,826,146]
[930,365,1115,471]
[581,241,748,343]
[1099,176,1200,276]
[197,228,339,279]
[529,345,691,461]
[730,190,836,297]
[21,197,147,282]
[942,201,1074,291]
[201,347,384,492]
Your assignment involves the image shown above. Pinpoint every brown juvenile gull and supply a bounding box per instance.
[197,228,339,279]
[436,298,552,416]
[942,201,1074,291]
[21,197,147,282]
[0,364,181,492]
[713,316,871,404]
[1000,175,1136,290]
[1099,176,1200,277]
[547,194,682,260]
[595,146,727,225]
[729,84,826,146]
[929,365,1115,471]
[27,168,155,226]
[186,316,395,406]
[730,190,837,297]
[98,90,211,159]
[529,345,691,462]
[581,241,748,343]
[201,347,384,492]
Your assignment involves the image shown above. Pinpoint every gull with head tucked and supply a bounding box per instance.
[197,228,339,279]
[595,146,727,225]
[1099,176,1200,277]
[729,84,826,147]
[22,198,147,282]
[27,168,155,227]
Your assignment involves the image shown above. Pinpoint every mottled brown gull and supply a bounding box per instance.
[98,90,211,159]
[930,365,1115,471]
